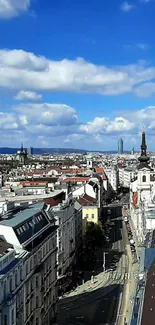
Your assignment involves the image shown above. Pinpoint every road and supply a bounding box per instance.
[57,204,129,325]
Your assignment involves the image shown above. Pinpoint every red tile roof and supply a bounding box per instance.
[62,177,89,183]
[102,171,107,181]
[95,167,104,173]
[132,192,138,207]
[21,181,47,186]
[77,193,97,206]
[94,167,107,180]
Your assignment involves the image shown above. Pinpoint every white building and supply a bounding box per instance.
[119,166,137,188]
[104,166,118,192]
[0,202,58,325]
[130,132,154,243]
[0,241,27,325]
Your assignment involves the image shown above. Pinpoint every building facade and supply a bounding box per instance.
[0,202,58,325]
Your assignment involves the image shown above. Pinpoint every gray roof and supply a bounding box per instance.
[74,201,81,210]
[0,202,44,228]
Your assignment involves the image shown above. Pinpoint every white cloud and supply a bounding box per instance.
[1,49,155,97]
[0,0,31,19]
[120,1,135,12]
[0,103,155,149]
[137,43,149,50]
[80,116,134,134]
[15,90,42,101]
[134,82,155,97]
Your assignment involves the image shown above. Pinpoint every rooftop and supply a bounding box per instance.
[0,202,44,228]
[0,189,64,202]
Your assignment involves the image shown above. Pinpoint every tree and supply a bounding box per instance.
[85,222,104,249]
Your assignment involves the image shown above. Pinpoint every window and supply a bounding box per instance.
[31,280,33,292]
[36,318,39,325]
[4,315,7,325]
[36,276,39,288]
[15,271,18,286]
[10,277,13,292]
[26,262,29,275]
[142,175,146,182]
[38,250,42,261]
[4,282,7,297]
[20,267,22,280]
[30,259,33,270]
[34,254,37,266]
[36,296,39,308]
[86,214,89,219]
[91,214,94,219]
[11,309,14,325]
[22,224,26,231]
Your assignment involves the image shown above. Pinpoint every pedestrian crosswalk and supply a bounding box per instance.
[105,271,138,281]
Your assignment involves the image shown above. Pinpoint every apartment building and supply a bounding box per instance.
[119,166,137,188]
[52,199,76,293]
[0,202,58,325]
[104,166,118,192]
[0,239,27,325]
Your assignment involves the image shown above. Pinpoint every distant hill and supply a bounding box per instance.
[0,147,131,155]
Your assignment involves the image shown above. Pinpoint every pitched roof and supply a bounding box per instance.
[77,193,97,206]
[62,177,89,183]
[95,167,104,173]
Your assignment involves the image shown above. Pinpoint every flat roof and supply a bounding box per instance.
[0,202,44,228]
[0,189,64,202]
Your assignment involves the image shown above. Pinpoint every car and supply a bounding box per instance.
[110,263,116,267]
[109,266,117,271]
[113,257,119,263]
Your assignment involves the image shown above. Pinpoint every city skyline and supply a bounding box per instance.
[1,1,155,149]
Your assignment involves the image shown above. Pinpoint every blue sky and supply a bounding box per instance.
[0,0,155,150]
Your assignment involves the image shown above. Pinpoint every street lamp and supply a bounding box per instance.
[103,252,108,272]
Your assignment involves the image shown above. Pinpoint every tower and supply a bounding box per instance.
[136,132,152,243]
[19,143,27,164]
[87,154,93,170]
[118,138,123,154]
[137,132,152,201]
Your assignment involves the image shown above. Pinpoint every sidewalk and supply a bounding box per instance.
[60,270,107,299]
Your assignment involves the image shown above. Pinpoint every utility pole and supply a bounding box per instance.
[103,252,105,272]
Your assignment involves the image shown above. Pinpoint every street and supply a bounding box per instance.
[57,202,129,325]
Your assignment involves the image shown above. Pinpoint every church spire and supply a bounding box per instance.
[21,142,23,152]
[138,132,150,167]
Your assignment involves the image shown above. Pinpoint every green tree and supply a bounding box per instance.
[85,222,104,248]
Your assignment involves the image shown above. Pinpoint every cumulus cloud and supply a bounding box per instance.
[120,2,135,12]
[0,49,155,97]
[14,90,42,101]
[0,0,31,19]
[80,116,134,134]
[0,102,155,149]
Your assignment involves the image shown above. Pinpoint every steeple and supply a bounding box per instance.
[138,132,150,168]
[21,142,23,153]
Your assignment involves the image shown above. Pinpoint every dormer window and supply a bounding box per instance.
[142,175,146,182]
